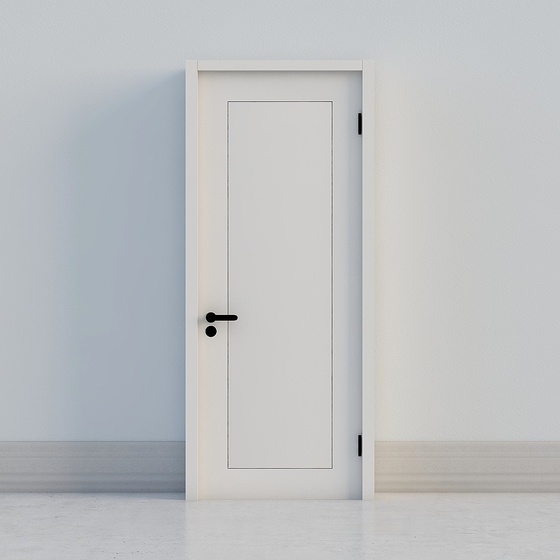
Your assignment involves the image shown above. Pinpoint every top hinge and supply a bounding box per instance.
[358,112,362,135]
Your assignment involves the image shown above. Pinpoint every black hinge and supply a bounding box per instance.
[358,112,362,135]
[357,434,362,457]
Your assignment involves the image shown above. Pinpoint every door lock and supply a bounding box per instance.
[205,326,217,337]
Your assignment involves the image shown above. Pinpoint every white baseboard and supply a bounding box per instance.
[376,442,560,492]
[2,441,558,493]
[0,442,184,492]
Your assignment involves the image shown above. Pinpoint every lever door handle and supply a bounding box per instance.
[206,312,238,323]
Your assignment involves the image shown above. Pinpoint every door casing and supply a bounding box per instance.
[186,60,375,500]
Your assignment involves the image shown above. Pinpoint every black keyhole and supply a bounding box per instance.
[205,326,217,337]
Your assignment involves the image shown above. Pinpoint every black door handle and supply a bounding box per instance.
[206,312,238,323]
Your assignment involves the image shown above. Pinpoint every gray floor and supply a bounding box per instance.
[1,493,560,559]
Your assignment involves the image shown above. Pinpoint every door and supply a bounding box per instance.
[196,68,363,499]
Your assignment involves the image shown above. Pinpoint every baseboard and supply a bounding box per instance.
[0,442,185,493]
[3,441,558,493]
[376,441,560,492]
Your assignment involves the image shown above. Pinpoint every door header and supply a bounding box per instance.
[194,60,365,72]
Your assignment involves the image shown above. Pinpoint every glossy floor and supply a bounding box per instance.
[1,493,559,559]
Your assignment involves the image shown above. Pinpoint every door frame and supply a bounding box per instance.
[185,60,375,500]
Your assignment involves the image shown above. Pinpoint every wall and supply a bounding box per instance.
[1,1,560,442]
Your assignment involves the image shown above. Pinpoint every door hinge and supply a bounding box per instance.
[358,112,362,135]
[357,434,362,457]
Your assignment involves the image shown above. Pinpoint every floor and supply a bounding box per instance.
[1,494,559,559]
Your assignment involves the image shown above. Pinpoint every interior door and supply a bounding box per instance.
[198,70,362,499]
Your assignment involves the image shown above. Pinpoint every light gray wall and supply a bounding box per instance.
[2,1,560,441]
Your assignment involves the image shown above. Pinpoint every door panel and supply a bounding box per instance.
[198,71,362,499]
[228,101,333,469]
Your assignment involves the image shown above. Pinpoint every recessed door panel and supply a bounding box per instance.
[228,101,333,469]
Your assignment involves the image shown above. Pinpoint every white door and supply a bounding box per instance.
[197,69,362,499]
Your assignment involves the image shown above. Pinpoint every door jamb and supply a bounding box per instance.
[185,60,375,500]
